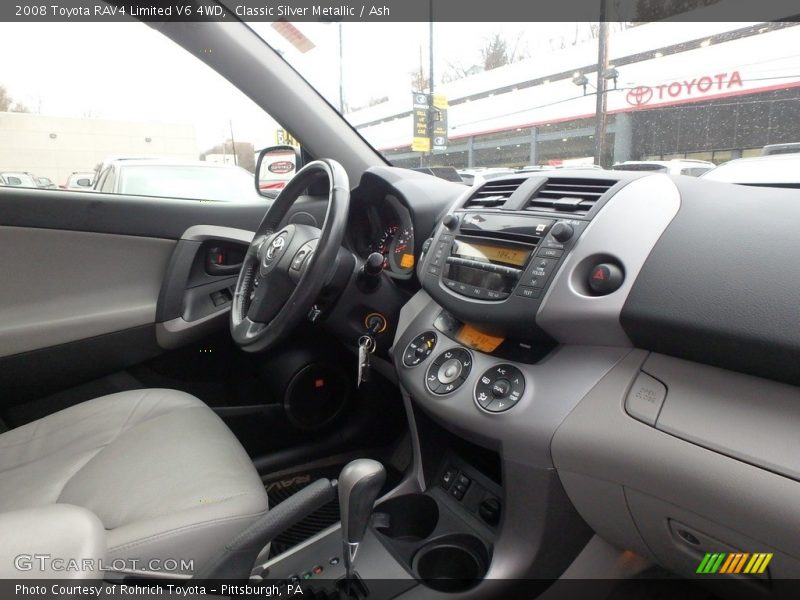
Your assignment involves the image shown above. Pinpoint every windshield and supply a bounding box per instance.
[255,21,800,178]
[119,165,260,202]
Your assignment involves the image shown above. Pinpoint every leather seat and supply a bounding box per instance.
[0,389,268,577]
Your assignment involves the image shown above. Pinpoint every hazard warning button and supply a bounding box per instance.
[588,262,624,295]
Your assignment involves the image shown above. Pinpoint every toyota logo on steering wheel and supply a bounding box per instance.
[266,235,285,260]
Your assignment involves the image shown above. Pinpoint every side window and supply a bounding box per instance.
[0,22,285,203]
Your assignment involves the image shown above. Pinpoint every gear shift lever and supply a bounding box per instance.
[338,459,386,587]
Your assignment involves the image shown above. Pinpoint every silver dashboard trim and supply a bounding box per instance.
[537,173,681,346]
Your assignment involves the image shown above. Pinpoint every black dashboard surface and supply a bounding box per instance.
[621,176,800,387]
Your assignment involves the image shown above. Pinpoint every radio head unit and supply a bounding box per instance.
[422,209,587,336]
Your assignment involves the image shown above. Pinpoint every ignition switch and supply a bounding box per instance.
[364,312,388,335]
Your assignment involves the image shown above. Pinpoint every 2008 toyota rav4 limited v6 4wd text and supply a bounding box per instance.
[2,1,800,599]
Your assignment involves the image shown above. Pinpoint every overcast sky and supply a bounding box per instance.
[0,20,595,151]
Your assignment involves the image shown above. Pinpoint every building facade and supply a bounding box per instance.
[0,112,198,185]
[347,22,800,169]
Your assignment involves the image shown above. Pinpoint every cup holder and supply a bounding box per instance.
[412,534,489,592]
[372,494,439,542]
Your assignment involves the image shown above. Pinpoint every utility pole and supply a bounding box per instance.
[594,0,609,167]
[229,120,238,166]
[427,15,435,167]
[338,23,344,113]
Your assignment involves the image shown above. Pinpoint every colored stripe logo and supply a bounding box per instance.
[697,552,772,574]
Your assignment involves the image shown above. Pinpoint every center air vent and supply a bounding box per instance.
[464,178,525,208]
[524,178,616,216]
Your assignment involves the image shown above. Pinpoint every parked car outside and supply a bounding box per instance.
[63,171,95,191]
[761,142,800,156]
[35,176,57,189]
[0,171,39,188]
[612,159,715,176]
[94,159,263,202]
[701,153,800,188]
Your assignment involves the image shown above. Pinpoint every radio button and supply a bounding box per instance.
[428,265,442,276]
[527,274,548,288]
[443,278,458,290]
[515,286,541,299]
[485,290,508,300]
[537,247,564,259]
[528,257,558,278]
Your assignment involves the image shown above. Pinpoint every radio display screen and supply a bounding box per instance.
[453,239,531,267]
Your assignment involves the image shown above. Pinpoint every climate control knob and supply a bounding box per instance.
[475,364,525,413]
[425,348,472,395]
[403,332,437,367]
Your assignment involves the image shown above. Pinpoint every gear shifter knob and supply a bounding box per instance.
[338,459,385,580]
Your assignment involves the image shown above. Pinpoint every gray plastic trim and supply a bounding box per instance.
[393,294,631,468]
[153,225,256,349]
[155,309,229,350]
[180,224,255,244]
[646,353,800,483]
[0,226,173,357]
[537,174,680,346]
[551,349,800,565]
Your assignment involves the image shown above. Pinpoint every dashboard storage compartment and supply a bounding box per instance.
[412,534,489,592]
[372,493,439,542]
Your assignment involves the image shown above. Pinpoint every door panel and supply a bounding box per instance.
[0,187,330,406]
[0,226,173,357]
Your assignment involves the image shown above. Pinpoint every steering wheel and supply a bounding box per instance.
[231,159,350,353]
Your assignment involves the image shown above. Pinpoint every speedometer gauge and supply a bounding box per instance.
[375,224,400,269]
[390,227,415,272]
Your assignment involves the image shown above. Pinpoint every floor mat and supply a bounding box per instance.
[264,462,402,558]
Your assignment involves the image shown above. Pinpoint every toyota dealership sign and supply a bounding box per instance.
[625,71,744,107]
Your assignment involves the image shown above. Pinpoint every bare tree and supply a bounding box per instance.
[0,85,29,113]
[481,34,509,71]
[409,44,428,92]
[441,31,530,84]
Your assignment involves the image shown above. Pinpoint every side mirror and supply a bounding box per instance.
[255,145,302,199]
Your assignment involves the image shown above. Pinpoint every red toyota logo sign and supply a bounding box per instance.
[626,86,653,106]
[268,160,295,174]
[625,71,744,107]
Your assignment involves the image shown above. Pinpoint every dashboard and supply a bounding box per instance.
[364,165,800,585]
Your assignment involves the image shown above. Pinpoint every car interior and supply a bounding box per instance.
[2,9,800,600]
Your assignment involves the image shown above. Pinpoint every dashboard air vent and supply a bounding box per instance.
[524,178,616,215]
[464,178,525,208]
